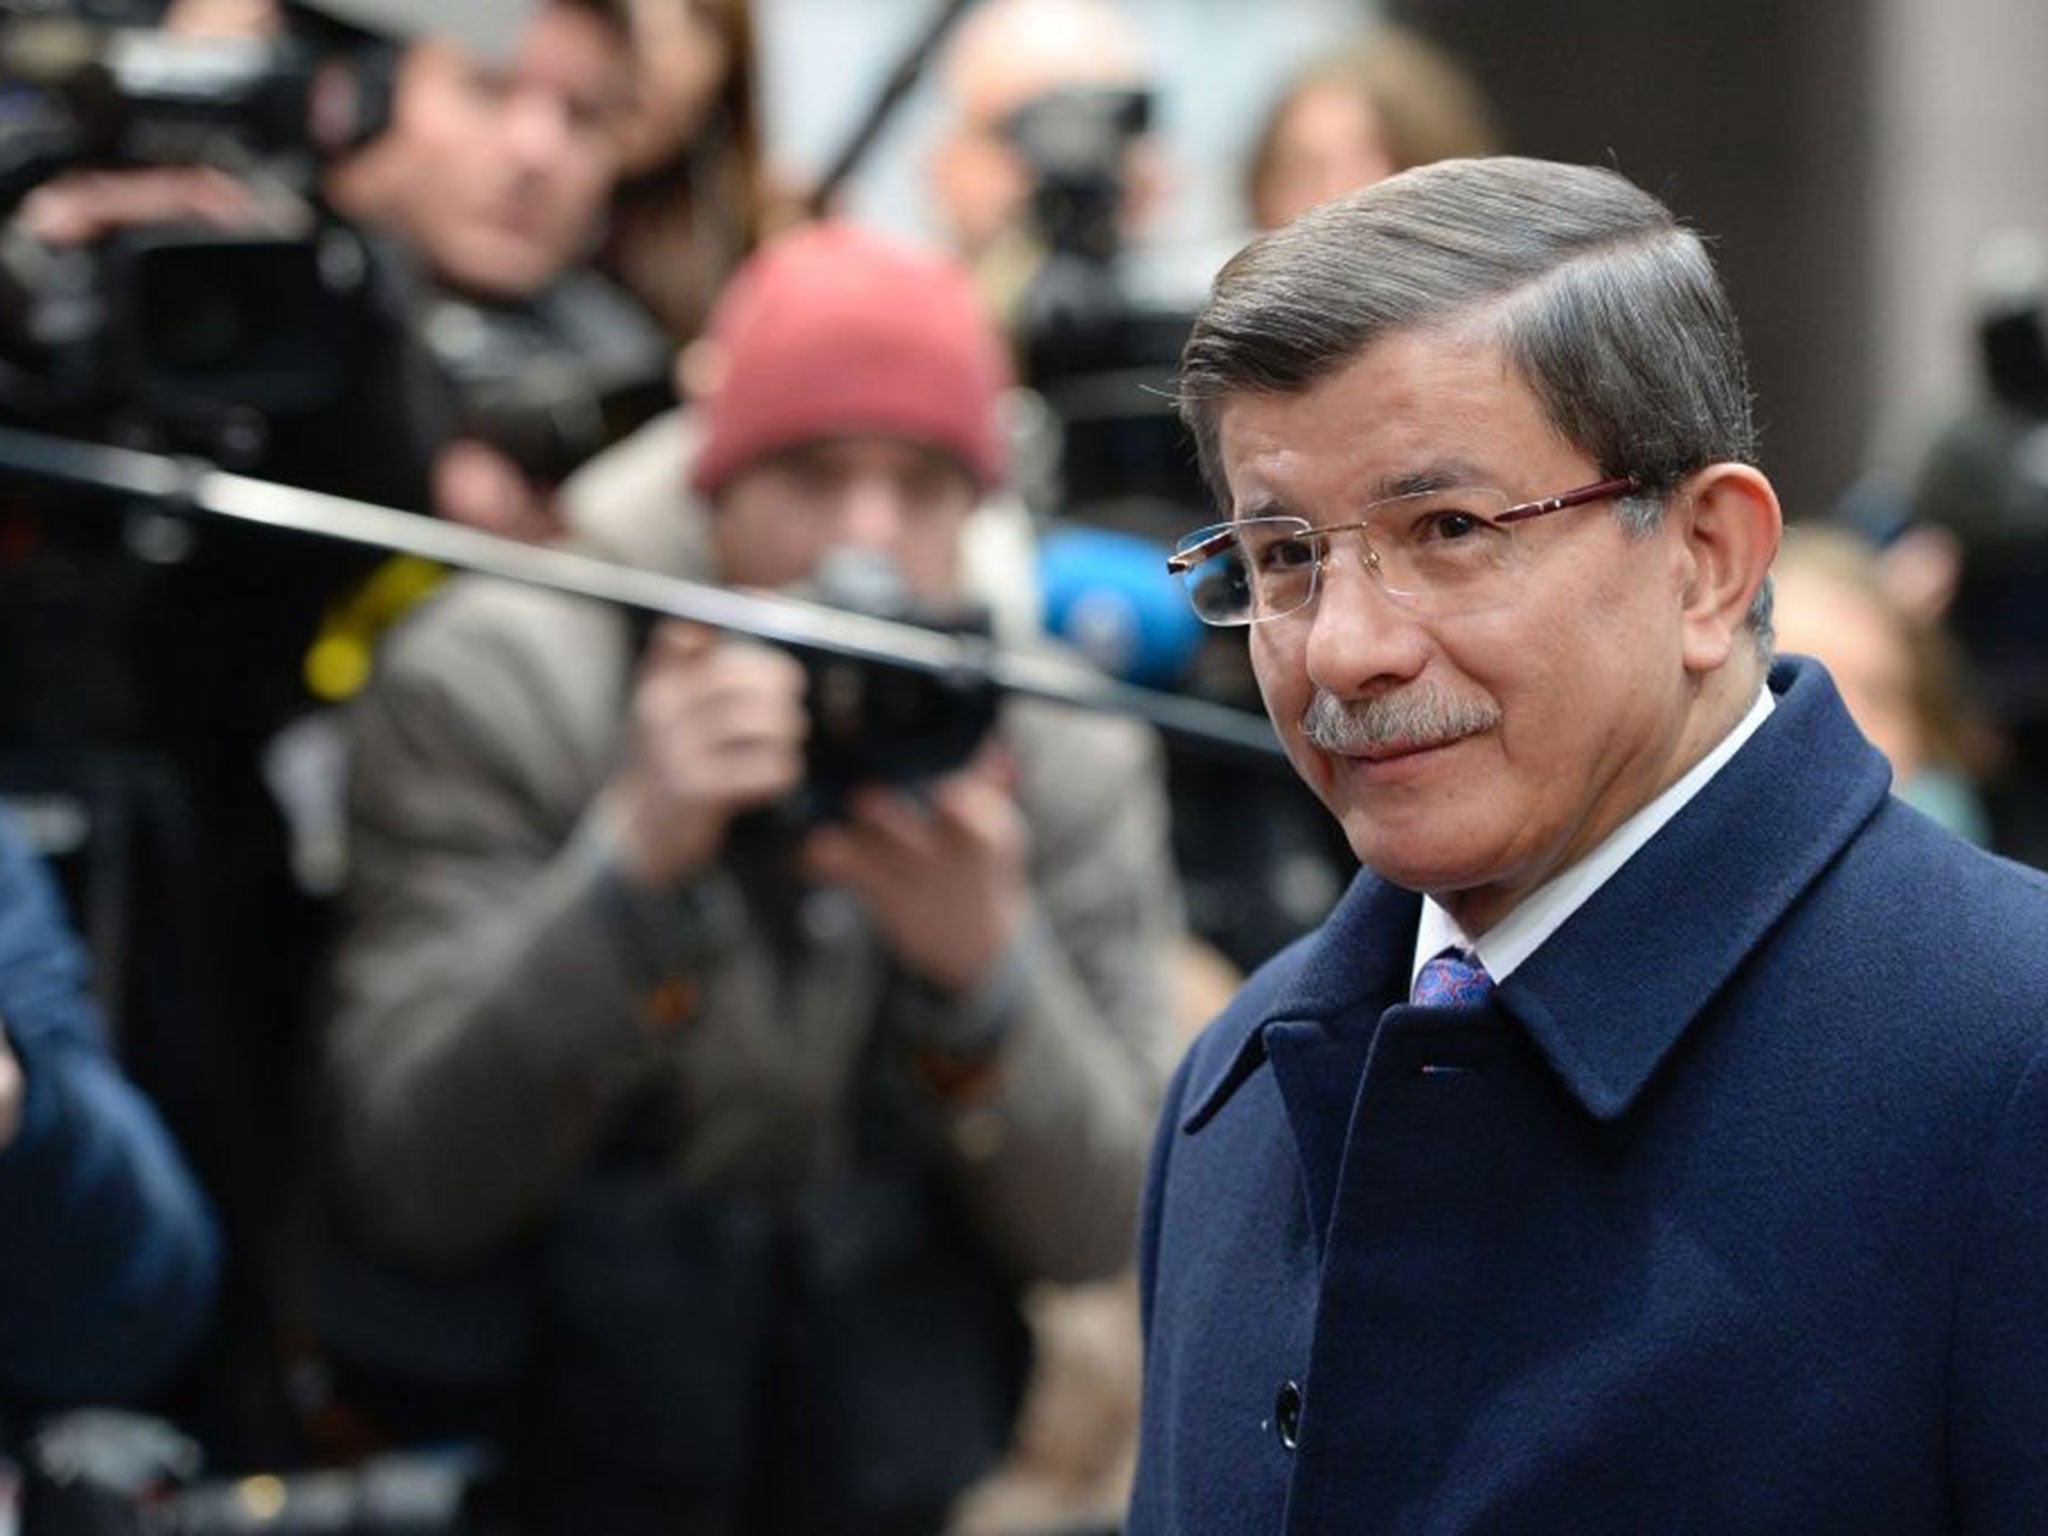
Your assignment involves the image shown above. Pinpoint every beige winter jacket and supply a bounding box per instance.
[319,411,1183,1288]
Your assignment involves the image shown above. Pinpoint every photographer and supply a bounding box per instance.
[926,0,1158,296]
[0,0,664,1476]
[0,811,218,1431]
[312,221,1182,1535]
[10,0,659,520]
[315,0,665,539]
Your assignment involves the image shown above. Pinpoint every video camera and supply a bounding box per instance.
[0,0,660,484]
[1002,82,1209,524]
[0,1,404,440]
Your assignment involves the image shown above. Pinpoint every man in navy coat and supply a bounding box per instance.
[1131,155,2048,1531]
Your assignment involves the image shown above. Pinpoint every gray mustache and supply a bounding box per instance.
[1300,687,1502,754]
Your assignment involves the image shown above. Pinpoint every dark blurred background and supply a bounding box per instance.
[765,0,2048,528]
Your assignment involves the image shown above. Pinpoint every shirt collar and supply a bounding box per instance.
[1413,682,1777,987]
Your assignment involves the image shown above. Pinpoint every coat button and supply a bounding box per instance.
[1274,1380,1303,1450]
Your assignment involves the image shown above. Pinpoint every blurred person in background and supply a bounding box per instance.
[1772,522,1994,843]
[926,0,1162,323]
[1243,24,1499,232]
[2,0,657,1469]
[311,220,1181,1536]
[595,0,778,345]
[1889,228,2048,869]
[38,0,659,528]
[315,0,666,542]
[320,0,628,308]
[0,812,219,1434]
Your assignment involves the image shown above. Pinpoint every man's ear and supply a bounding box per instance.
[1672,462,1782,674]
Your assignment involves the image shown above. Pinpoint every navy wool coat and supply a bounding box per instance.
[1130,658,2048,1533]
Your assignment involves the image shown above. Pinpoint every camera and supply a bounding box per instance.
[0,3,402,440]
[409,288,674,490]
[789,548,999,823]
[1002,83,1208,523]
[0,0,672,485]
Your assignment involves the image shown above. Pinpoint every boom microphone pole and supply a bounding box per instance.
[0,423,1282,761]
[805,0,980,218]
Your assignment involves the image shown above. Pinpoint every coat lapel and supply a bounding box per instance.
[1180,873,1419,1135]
[1181,656,1892,1134]
[1497,657,1892,1120]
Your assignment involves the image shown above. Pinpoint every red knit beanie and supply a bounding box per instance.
[689,221,1011,499]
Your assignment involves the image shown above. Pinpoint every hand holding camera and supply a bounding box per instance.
[598,602,1027,999]
[600,619,809,888]
[800,747,1031,998]
[18,164,274,248]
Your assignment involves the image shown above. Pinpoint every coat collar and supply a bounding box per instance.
[1183,656,1891,1130]
[1179,872,1418,1133]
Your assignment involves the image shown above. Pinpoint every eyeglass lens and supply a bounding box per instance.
[1176,487,1526,624]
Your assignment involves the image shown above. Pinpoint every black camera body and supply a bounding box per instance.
[1000,84,1207,528]
[409,284,676,490]
[0,1,672,485]
[790,549,1000,823]
[0,9,386,189]
[0,5,403,422]
[7,220,385,433]
[800,643,998,819]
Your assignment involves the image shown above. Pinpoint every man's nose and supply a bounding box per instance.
[835,478,910,549]
[1301,549,1430,695]
[503,91,576,170]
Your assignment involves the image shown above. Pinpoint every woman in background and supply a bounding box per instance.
[601,0,778,343]
[1245,25,1498,231]
[1772,523,1997,844]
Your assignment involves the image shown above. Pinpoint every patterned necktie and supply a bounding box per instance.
[1410,946,1494,1009]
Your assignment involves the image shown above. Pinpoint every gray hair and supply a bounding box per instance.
[1178,155,1771,644]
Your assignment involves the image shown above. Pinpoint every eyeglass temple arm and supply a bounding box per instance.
[1166,529,1237,575]
[1492,475,1639,525]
